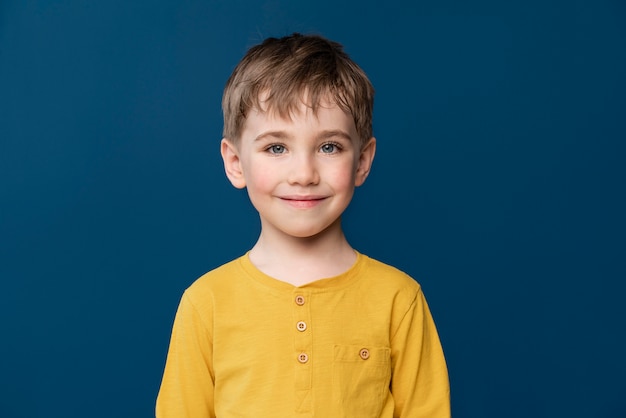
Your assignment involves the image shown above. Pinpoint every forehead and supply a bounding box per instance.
[241,100,358,139]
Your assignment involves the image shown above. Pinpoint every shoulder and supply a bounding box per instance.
[356,254,423,306]
[183,255,246,303]
[360,254,421,291]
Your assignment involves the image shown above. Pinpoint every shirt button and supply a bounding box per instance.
[298,353,309,363]
[359,348,370,360]
[296,321,307,332]
[295,295,305,305]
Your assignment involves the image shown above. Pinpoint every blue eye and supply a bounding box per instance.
[268,144,286,154]
[320,143,339,153]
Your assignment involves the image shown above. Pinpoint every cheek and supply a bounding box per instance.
[328,161,357,190]
[246,164,275,193]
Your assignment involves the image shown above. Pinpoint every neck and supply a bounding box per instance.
[248,218,357,286]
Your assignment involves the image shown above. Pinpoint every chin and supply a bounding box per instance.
[283,229,323,239]
[283,223,338,239]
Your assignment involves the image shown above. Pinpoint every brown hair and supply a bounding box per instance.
[222,33,374,146]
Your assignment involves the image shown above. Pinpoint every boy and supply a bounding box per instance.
[156,33,450,417]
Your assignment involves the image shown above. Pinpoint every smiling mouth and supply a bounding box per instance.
[280,196,327,208]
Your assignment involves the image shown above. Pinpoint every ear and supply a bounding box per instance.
[221,138,246,189]
[355,137,376,187]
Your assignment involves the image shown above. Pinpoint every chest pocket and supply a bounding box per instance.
[332,344,391,417]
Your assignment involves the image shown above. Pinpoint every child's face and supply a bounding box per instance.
[221,99,375,240]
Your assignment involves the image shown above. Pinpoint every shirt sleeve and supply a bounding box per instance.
[390,288,450,418]
[156,292,215,418]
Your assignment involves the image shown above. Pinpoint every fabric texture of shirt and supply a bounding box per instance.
[156,252,450,417]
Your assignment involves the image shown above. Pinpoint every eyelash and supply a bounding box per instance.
[266,144,286,154]
[264,141,343,155]
[320,141,342,154]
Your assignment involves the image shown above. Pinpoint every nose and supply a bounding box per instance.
[287,153,320,186]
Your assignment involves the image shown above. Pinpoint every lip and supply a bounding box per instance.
[279,195,327,208]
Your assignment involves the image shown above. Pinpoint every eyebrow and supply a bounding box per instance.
[254,130,353,142]
[254,131,290,142]
[317,130,353,142]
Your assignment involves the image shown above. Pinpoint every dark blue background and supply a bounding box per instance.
[1,1,625,417]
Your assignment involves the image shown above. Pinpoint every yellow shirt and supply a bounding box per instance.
[156,252,450,417]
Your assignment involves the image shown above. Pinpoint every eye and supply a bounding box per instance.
[267,144,286,154]
[320,142,340,154]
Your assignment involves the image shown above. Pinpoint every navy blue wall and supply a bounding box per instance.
[1,1,625,417]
